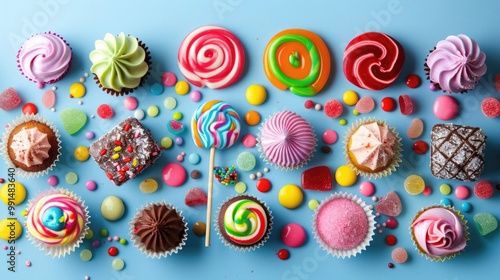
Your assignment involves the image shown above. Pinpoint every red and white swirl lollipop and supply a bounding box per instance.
[178,26,245,89]
[343,32,405,90]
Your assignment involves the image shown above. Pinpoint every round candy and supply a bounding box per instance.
[256,178,271,193]
[190,90,202,102]
[150,82,164,95]
[65,172,78,184]
[474,181,494,199]
[304,100,314,109]
[242,134,257,148]
[322,129,338,145]
[108,246,119,257]
[385,217,398,229]
[308,199,319,210]
[281,223,306,248]
[175,137,184,146]
[47,175,58,187]
[85,131,95,140]
[164,97,177,110]
[324,99,343,118]
[405,74,421,88]
[1,182,27,205]
[74,146,90,162]
[413,140,429,154]
[354,96,375,113]
[162,163,187,187]
[162,72,177,87]
[188,153,201,165]
[359,181,375,196]
[423,186,432,196]
[193,221,206,236]
[234,181,247,193]
[246,84,267,105]
[433,95,459,120]
[139,178,159,194]
[147,105,159,117]
[86,180,97,191]
[381,97,396,112]
[481,97,500,118]
[175,80,190,95]
[335,165,357,187]
[236,152,256,171]
[264,29,331,96]
[161,137,173,149]
[343,32,405,90]
[178,26,245,89]
[22,103,38,115]
[399,94,414,115]
[101,196,125,221]
[244,110,261,126]
[123,96,138,110]
[69,82,86,98]
[440,197,453,207]
[80,249,93,261]
[111,258,125,271]
[0,218,22,241]
[134,109,145,120]
[391,247,408,263]
[461,202,472,213]
[404,174,425,195]
[455,185,470,200]
[278,184,303,209]
[173,112,183,121]
[342,90,359,106]
[191,100,241,150]
[97,104,114,119]
[439,184,451,195]
[277,249,290,260]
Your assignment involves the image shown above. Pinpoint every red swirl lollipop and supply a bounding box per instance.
[343,32,405,90]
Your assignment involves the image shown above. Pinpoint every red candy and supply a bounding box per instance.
[97,104,114,119]
[185,188,208,206]
[256,178,272,193]
[474,181,494,199]
[481,97,500,118]
[355,96,375,113]
[380,97,396,112]
[301,166,332,191]
[385,217,398,229]
[22,102,38,115]
[0,87,22,110]
[324,99,343,118]
[405,74,421,88]
[398,94,414,115]
[304,100,314,109]
[412,140,429,154]
[277,249,290,260]
[375,191,402,217]
[388,263,395,269]
[108,246,118,256]
[385,235,397,246]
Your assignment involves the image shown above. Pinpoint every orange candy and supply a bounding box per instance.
[245,110,261,126]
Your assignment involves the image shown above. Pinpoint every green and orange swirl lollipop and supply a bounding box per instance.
[263,29,331,97]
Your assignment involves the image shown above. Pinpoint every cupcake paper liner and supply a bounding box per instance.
[257,111,317,171]
[1,114,62,179]
[129,201,187,258]
[343,118,402,179]
[215,194,273,252]
[410,205,469,262]
[312,192,376,258]
[25,188,90,258]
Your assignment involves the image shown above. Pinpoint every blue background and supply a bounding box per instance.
[1,0,500,279]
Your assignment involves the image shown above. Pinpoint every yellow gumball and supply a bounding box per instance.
[342,90,359,106]
[278,184,303,209]
[175,80,190,95]
[246,84,267,106]
[74,146,90,162]
[335,165,357,187]
[70,82,86,98]
[1,182,27,206]
[0,218,22,241]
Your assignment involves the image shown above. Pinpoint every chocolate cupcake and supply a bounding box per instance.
[130,202,187,258]
[89,32,151,96]
[215,194,272,251]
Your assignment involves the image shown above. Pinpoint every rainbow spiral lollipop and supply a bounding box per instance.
[191,100,241,246]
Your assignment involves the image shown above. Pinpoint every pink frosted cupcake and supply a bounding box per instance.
[312,192,376,258]
[17,32,72,88]
[258,111,317,170]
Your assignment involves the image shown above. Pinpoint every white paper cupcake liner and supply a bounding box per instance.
[410,205,469,262]
[312,192,376,258]
[1,114,62,179]
[343,118,402,179]
[129,201,187,258]
[25,188,90,258]
[215,194,273,252]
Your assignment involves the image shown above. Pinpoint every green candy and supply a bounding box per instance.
[474,213,498,236]
[236,152,256,172]
[60,108,88,135]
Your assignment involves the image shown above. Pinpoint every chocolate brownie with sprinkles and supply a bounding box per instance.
[89,117,162,186]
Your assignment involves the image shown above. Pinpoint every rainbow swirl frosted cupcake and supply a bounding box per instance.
[410,205,468,261]
[216,195,272,251]
[17,32,72,88]
[258,111,317,171]
[25,188,90,258]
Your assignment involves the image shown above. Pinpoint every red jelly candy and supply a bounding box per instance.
[97,104,114,119]
[301,166,332,191]
[405,74,421,88]
[256,178,272,193]
[380,97,396,112]
[304,100,314,109]
[0,87,22,110]
[398,94,413,115]
[108,246,118,256]
[375,191,402,217]
[185,187,208,206]
[324,99,343,118]
[481,97,500,118]
[22,103,38,115]
[354,96,375,113]
[413,140,429,154]
[474,181,494,199]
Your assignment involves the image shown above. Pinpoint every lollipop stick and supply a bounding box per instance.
[205,146,215,247]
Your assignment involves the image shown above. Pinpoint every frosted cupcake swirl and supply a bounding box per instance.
[223,199,268,245]
[11,127,51,167]
[349,122,396,171]
[411,207,467,258]
[89,32,148,92]
[17,33,72,88]
[26,194,86,246]
[427,34,487,93]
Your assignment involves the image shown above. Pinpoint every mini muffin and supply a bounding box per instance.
[17,32,72,88]
[216,194,272,251]
[344,118,402,179]
[312,192,376,258]
[258,111,316,170]
[1,114,61,178]
[130,202,187,258]
[425,34,486,93]
[89,32,151,96]
[25,188,90,258]
[410,205,468,261]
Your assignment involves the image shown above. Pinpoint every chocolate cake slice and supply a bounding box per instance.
[430,124,486,182]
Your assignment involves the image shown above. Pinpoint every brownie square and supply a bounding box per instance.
[89,117,161,186]
[430,124,486,182]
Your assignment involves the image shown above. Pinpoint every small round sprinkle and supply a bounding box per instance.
[92,240,100,248]
[175,137,184,146]
[108,237,112,242]
[25,261,31,267]
[188,153,201,165]
[119,238,127,245]
[164,97,177,110]
[111,258,125,271]
[79,77,86,83]
[52,86,57,90]
[101,229,109,237]
[173,111,183,120]
[423,186,432,196]
[80,249,93,261]
[439,184,451,195]
[150,82,164,95]
[108,246,119,257]
[85,276,90,280]
[84,73,89,78]
[65,172,78,184]
[190,170,201,179]
[51,108,56,112]
[86,180,97,191]
[234,182,247,193]
[372,196,378,202]
[193,221,206,236]
[21,210,27,217]
[147,105,159,117]
[161,137,173,149]
[264,167,270,173]
[190,90,202,102]
[314,104,322,110]
[352,109,359,116]
[339,119,347,126]
[277,249,290,260]
[78,101,83,105]
[304,100,314,109]
[256,171,263,178]
[175,80,190,95]
[47,175,59,187]
[134,109,145,120]
[176,154,184,162]
[388,263,395,268]
[308,199,319,210]
[85,229,93,239]
[85,131,95,140]
[249,174,256,180]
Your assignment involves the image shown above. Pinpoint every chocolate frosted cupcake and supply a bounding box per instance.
[130,202,187,258]
[1,114,61,178]
[215,194,272,251]
[89,32,151,96]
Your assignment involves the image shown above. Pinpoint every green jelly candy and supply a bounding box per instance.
[236,152,256,172]
[474,213,498,236]
[60,108,88,135]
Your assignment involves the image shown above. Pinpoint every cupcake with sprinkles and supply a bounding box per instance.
[215,194,272,251]
[25,188,90,258]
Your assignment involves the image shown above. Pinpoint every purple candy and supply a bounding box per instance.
[47,175,58,187]
[86,180,97,191]
[85,131,95,140]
